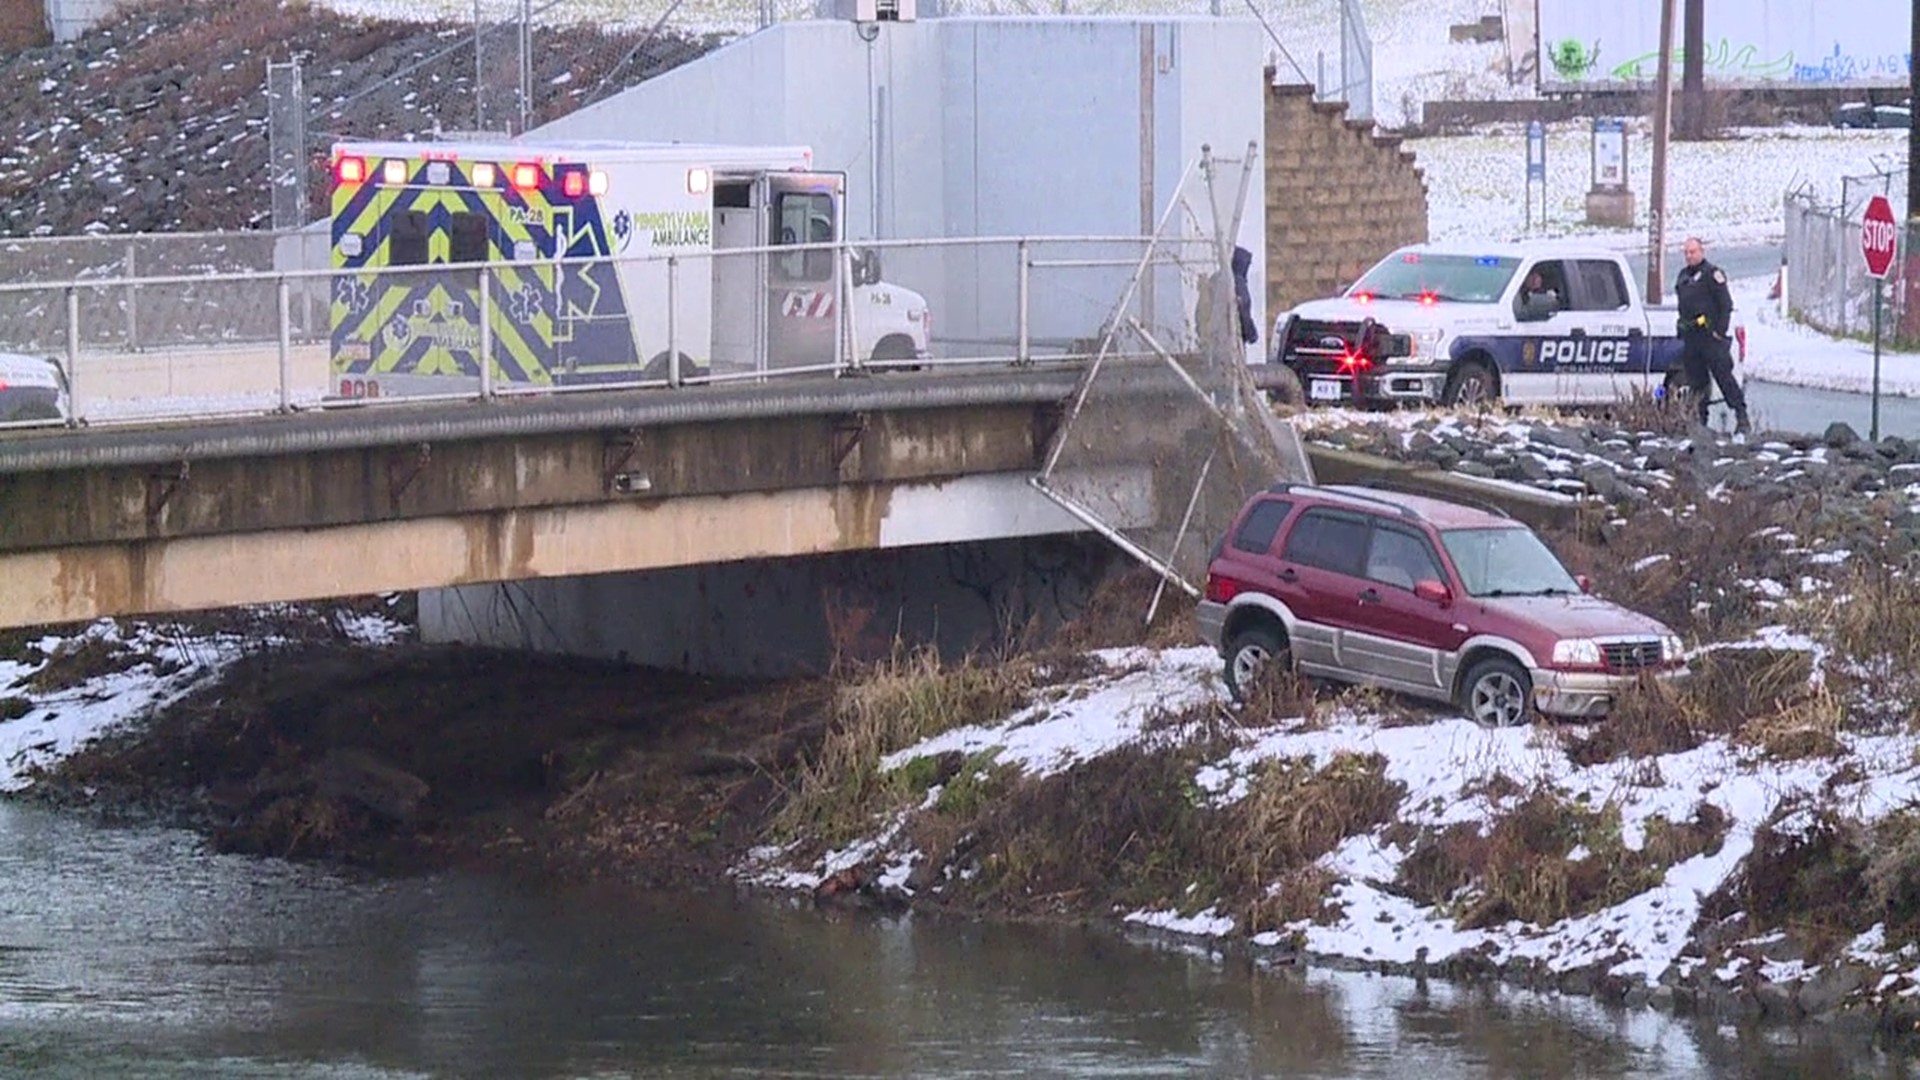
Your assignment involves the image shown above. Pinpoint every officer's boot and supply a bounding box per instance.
[1734,408,1752,437]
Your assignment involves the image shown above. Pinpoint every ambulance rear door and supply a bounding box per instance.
[765,171,846,373]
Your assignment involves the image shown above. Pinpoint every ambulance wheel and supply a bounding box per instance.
[868,335,922,373]
[1443,358,1498,408]
[644,351,705,385]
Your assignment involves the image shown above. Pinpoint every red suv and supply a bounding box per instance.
[1196,483,1688,725]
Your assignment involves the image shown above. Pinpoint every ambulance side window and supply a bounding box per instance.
[391,211,429,267]
[450,212,489,264]
[775,193,833,282]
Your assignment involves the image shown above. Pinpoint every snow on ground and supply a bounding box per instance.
[1413,124,1907,248]
[1735,275,1920,399]
[746,628,1920,993]
[0,609,410,792]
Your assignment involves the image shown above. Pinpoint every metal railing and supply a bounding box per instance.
[0,233,1220,432]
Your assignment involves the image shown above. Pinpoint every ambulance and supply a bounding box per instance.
[327,139,932,398]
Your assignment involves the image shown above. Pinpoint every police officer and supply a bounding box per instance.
[1674,237,1750,435]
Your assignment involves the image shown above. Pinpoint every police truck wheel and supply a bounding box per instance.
[1443,359,1496,408]
[869,335,922,373]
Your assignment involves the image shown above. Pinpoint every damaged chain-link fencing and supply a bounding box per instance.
[1031,143,1312,622]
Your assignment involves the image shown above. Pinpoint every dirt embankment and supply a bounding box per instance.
[18,568,1184,885]
[0,0,716,236]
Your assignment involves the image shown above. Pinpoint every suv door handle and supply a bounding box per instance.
[1358,587,1382,605]
[1278,568,1299,583]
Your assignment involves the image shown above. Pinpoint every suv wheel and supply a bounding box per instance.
[1460,655,1532,727]
[1224,624,1288,702]
[1443,359,1497,407]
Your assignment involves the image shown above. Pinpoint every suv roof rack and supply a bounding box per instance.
[1264,481,1422,522]
[1327,480,1513,521]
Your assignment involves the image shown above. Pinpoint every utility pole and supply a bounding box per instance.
[1680,0,1705,140]
[1910,0,1920,216]
[1646,0,1678,304]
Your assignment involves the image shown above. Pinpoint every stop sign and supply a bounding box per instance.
[1863,194,1899,279]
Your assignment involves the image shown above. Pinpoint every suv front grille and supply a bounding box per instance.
[1603,640,1664,672]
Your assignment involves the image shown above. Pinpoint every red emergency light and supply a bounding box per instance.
[512,163,542,191]
[561,169,586,198]
[335,155,367,185]
[1419,292,1437,306]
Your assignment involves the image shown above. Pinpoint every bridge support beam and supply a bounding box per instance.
[0,468,1150,632]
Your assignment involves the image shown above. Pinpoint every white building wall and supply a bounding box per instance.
[529,16,1265,356]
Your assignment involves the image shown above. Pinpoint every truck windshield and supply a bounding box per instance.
[1439,526,1582,598]
[1349,253,1520,303]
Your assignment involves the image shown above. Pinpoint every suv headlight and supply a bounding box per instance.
[1551,638,1603,667]
[1661,635,1685,662]
[1388,327,1445,366]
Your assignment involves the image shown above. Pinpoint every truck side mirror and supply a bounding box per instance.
[853,248,881,287]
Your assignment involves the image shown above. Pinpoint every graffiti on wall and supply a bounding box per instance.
[1547,38,1911,85]
[1539,0,1911,89]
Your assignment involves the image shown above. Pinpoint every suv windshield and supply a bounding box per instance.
[1439,526,1582,598]
[1350,253,1520,304]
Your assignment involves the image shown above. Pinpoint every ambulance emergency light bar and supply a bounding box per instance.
[331,153,623,195]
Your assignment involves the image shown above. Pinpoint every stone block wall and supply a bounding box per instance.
[1264,75,1430,326]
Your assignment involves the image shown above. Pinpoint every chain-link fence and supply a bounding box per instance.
[1034,146,1310,608]
[1784,185,1917,345]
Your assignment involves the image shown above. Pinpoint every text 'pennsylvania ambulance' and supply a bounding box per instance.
[328,139,932,398]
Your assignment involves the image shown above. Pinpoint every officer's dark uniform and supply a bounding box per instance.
[1674,258,1750,433]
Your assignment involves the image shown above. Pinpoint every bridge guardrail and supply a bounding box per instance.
[0,233,1221,432]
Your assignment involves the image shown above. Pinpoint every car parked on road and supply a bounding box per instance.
[0,352,68,423]
[1195,483,1688,725]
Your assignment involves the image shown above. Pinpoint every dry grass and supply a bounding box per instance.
[1815,564,1920,701]
[1048,565,1200,652]
[1564,648,1820,765]
[919,743,1403,929]
[1709,806,1869,960]
[1552,489,1820,641]
[774,647,1033,847]
[21,634,151,694]
[1396,785,1725,930]
[1231,752,1404,932]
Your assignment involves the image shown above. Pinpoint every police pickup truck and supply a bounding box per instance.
[1268,242,1741,409]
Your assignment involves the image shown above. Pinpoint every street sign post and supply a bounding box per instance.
[1863,194,1898,441]
[1525,121,1546,232]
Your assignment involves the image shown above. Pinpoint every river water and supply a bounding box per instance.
[2,802,1915,1079]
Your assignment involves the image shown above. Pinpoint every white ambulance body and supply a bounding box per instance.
[328,139,931,397]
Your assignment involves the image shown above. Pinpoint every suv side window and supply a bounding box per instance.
[1365,524,1444,591]
[1231,499,1293,554]
[1281,508,1369,577]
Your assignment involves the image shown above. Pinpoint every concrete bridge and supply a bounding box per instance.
[0,368,1166,632]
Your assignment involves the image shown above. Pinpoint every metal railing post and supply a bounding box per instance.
[478,265,494,400]
[276,276,292,412]
[123,241,138,350]
[667,254,680,388]
[836,243,853,377]
[840,243,861,375]
[1017,239,1032,366]
[65,287,79,425]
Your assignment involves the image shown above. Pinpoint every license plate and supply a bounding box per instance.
[1309,378,1343,402]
